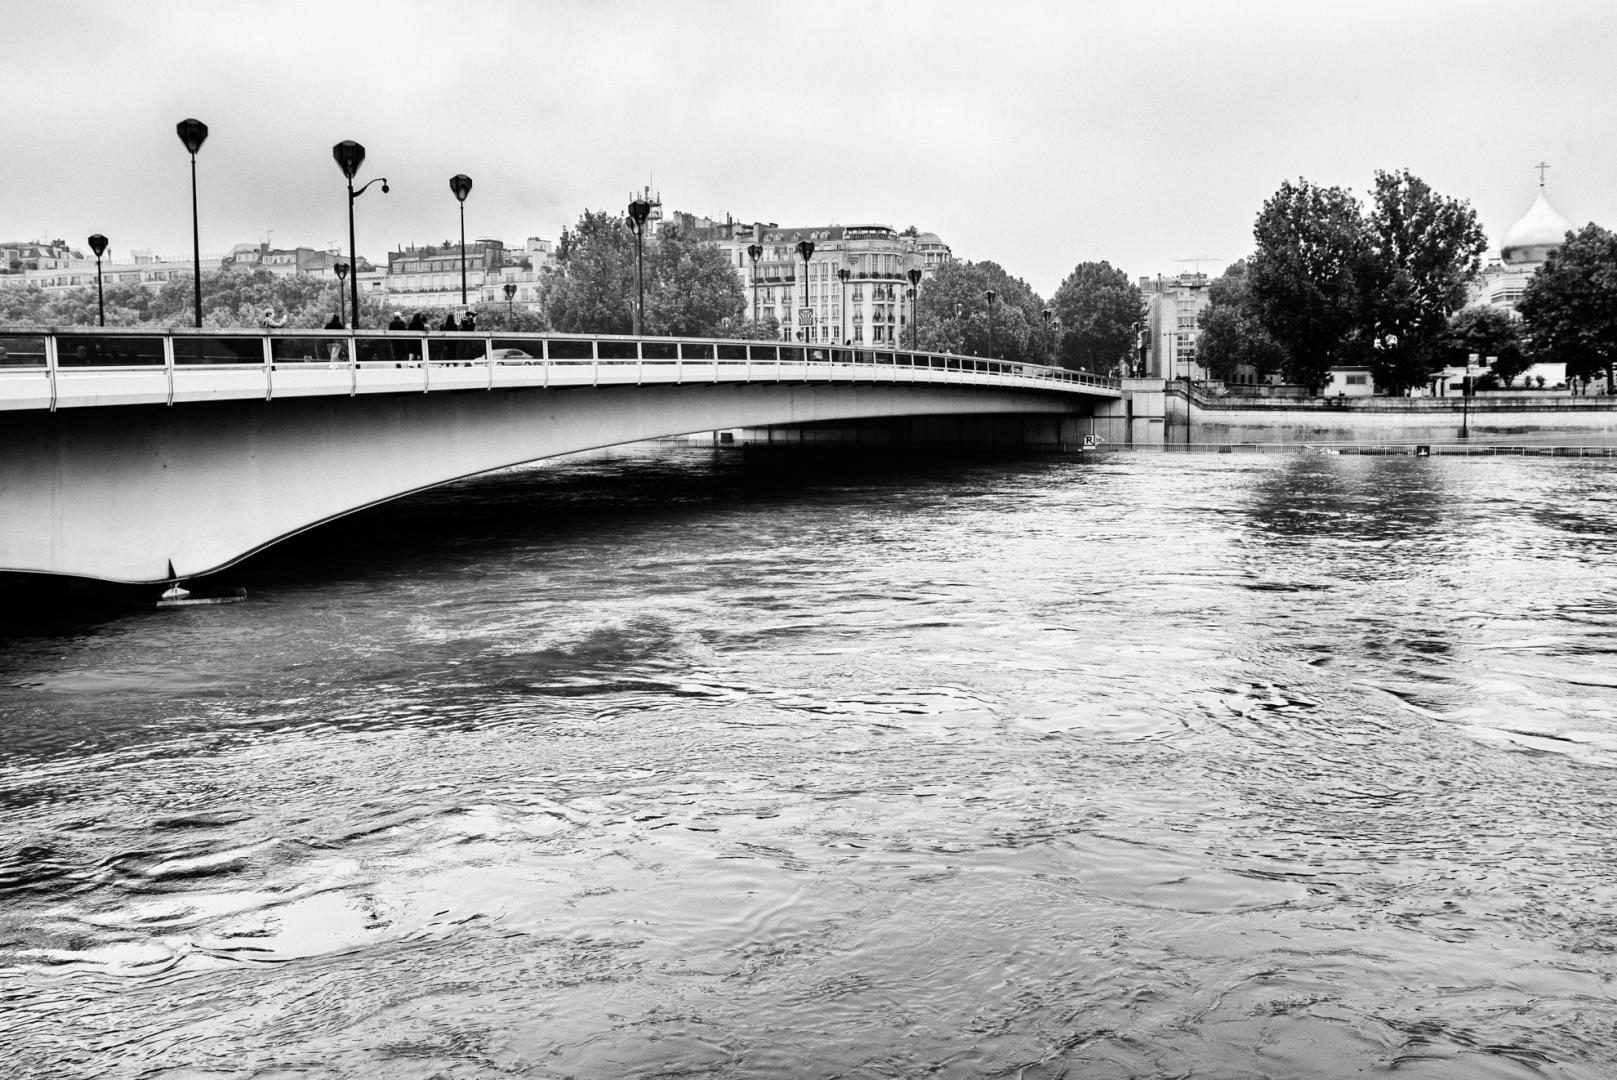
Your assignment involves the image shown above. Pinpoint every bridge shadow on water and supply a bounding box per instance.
[0,441,1072,638]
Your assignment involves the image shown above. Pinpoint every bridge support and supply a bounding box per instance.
[2,381,1095,584]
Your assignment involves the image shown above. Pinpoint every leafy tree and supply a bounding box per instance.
[541,211,743,337]
[644,226,746,337]
[1196,259,1287,382]
[1361,169,1488,393]
[543,209,638,334]
[1247,179,1372,389]
[1049,260,1143,374]
[1437,305,1529,387]
[915,260,1042,361]
[1518,222,1617,393]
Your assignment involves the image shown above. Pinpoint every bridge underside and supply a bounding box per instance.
[2,381,1094,584]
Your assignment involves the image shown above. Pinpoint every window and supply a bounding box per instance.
[1346,374,1368,386]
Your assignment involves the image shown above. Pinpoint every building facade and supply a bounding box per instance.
[1138,272,1211,379]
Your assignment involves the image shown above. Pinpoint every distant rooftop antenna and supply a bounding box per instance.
[1174,256,1219,274]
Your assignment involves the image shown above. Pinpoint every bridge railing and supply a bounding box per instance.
[0,327,1121,410]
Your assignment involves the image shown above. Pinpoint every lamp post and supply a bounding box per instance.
[627,197,652,335]
[1461,352,1477,439]
[333,140,388,331]
[747,243,763,326]
[450,174,473,305]
[837,267,850,344]
[334,263,349,325]
[1042,308,1053,365]
[907,268,923,350]
[88,234,108,326]
[954,302,964,354]
[504,281,517,319]
[175,118,208,327]
[796,240,815,343]
[985,289,997,358]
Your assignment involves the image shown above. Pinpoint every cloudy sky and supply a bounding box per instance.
[9,0,1614,297]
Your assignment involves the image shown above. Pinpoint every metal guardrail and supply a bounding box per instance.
[0,327,1120,411]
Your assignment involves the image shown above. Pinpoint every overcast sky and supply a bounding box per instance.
[8,0,1614,297]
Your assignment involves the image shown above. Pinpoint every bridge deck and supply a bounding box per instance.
[0,328,1119,411]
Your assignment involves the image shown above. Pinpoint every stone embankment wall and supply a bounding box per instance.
[1095,382,1617,449]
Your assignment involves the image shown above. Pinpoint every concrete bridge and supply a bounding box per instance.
[0,327,1119,585]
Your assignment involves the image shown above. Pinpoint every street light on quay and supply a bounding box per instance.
[504,281,516,319]
[747,243,763,326]
[450,174,473,305]
[334,263,349,325]
[837,267,850,345]
[796,240,814,343]
[87,234,108,326]
[627,197,652,335]
[1042,308,1053,364]
[907,267,922,350]
[985,289,997,358]
[333,140,388,331]
[175,118,208,327]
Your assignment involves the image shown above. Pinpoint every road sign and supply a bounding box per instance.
[798,308,816,325]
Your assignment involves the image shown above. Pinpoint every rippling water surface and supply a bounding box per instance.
[5,445,1617,1079]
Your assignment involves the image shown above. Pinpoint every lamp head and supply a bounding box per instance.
[176,118,208,155]
[335,262,349,282]
[1042,308,1052,325]
[907,268,922,286]
[381,181,390,194]
[796,240,815,261]
[88,234,108,259]
[504,282,517,299]
[985,289,996,303]
[332,140,366,181]
[747,243,762,262]
[450,174,473,202]
[837,267,850,282]
[628,199,652,228]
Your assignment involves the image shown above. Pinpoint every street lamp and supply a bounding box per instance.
[175,118,207,327]
[985,289,997,358]
[504,280,516,319]
[796,240,815,343]
[88,234,108,326]
[450,174,473,305]
[837,267,850,345]
[907,267,922,350]
[627,197,652,335]
[1042,308,1053,365]
[333,140,388,331]
[1461,352,1477,439]
[333,263,349,325]
[747,243,763,326]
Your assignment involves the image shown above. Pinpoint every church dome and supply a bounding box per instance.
[1501,188,1574,265]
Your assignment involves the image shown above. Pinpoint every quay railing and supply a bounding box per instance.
[0,327,1120,411]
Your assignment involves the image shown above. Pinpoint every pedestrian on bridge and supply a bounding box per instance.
[442,312,459,332]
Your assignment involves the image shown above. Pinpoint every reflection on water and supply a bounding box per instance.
[4,447,1617,1078]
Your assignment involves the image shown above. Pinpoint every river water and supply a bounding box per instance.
[4,444,1617,1079]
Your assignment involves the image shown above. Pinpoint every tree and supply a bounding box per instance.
[1197,261,1289,383]
[643,226,746,337]
[1438,305,1529,387]
[915,260,1043,361]
[1247,179,1372,389]
[1049,260,1143,375]
[1361,169,1488,394]
[542,211,744,336]
[543,209,637,334]
[1518,223,1617,393]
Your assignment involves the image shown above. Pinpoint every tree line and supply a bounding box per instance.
[1200,169,1617,393]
